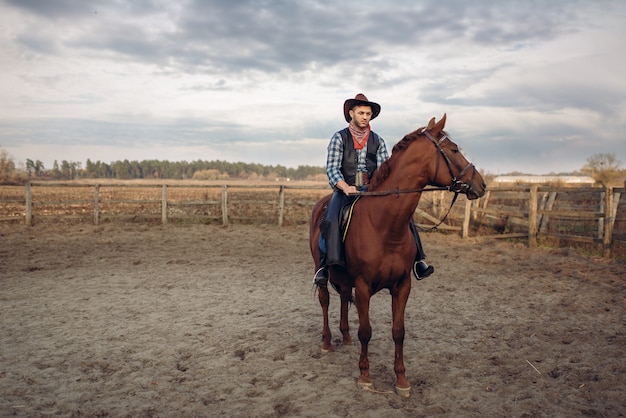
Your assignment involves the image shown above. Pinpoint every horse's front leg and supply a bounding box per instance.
[339,286,352,345]
[354,282,373,388]
[391,277,412,397]
[317,285,332,352]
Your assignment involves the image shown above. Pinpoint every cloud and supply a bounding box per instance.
[7,0,586,75]
[5,0,91,18]
[1,0,625,175]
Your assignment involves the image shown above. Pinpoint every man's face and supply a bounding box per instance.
[349,105,373,128]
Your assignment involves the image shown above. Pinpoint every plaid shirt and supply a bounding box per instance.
[326,129,389,188]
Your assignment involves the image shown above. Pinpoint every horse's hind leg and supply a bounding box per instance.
[317,286,332,352]
[339,286,352,345]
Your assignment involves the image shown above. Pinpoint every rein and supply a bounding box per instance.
[351,185,450,197]
[349,186,460,231]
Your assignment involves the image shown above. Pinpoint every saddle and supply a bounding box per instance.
[340,196,360,242]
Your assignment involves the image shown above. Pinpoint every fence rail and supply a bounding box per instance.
[1,182,624,258]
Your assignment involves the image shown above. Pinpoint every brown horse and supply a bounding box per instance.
[309,114,486,397]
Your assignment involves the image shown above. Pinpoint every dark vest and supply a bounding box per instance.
[339,127,380,186]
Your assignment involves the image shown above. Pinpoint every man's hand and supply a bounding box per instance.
[336,180,357,195]
[343,185,358,195]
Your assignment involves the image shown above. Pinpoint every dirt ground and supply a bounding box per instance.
[0,223,624,417]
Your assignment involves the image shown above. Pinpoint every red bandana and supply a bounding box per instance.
[348,121,370,150]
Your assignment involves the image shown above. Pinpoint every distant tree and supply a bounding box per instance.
[0,148,16,181]
[130,160,143,178]
[112,160,132,179]
[192,169,223,180]
[26,159,34,177]
[61,161,71,179]
[293,165,325,180]
[26,159,45,177]
[60,160,81,180]
[581,153,622,186]
[35,160,44,176]
[85,159,99,178]
[51,160,61,178]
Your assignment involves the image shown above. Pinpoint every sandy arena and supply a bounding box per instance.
[1,223,624,417]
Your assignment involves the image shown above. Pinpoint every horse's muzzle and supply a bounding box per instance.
[467,180,487,200]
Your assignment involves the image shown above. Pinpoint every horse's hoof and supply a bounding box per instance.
[395,385,411,398]
[321,347,331,353]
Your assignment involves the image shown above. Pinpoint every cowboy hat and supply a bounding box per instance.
[343,93,381,122]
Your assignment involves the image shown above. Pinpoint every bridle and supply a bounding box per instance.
[352,128,479,230]
[422,129,478,195]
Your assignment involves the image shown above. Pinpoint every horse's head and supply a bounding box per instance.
[418,114,486,200]
[370,114,486,199]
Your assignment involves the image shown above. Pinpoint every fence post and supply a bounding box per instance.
[94,184,100,225]
[278,185,285,226]
[603,186,613,257]
[598,190,606,241]
[528,185,538,247]
[25,182,32,226]
[161,185,168,224]
[221,185,228,225]
[462,198,471,239]
[435,190,443,219]
[539,191,557,233]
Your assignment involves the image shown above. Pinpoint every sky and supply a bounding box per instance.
[1,0,625,176]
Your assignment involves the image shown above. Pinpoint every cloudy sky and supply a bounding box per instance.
[1,0,625,175]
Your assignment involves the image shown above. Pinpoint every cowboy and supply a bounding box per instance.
[313,93,434,286]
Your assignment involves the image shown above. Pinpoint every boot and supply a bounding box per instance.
[323,191,347,267]
[413,260,434,280]
[313,248,329,287]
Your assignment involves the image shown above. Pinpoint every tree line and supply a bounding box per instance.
[0,150,326,182]
[0,148,623,185]
[78,158,326,181]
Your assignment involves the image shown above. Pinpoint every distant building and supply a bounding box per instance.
[493,175,596,185]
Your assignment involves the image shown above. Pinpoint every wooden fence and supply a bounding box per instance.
[0,182,330,227]
[461,185,625,258]
[1,182,624,258]
[394,185,623,258]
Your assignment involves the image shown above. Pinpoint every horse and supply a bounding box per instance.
[309,114,486,397]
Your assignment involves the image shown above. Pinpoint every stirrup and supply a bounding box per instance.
[313,267,329,287]
[413,261,434,281]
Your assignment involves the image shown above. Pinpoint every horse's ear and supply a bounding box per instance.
[430,113,447,136]
[426,117,436,130]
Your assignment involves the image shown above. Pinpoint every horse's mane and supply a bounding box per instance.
[369,127,426,190]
